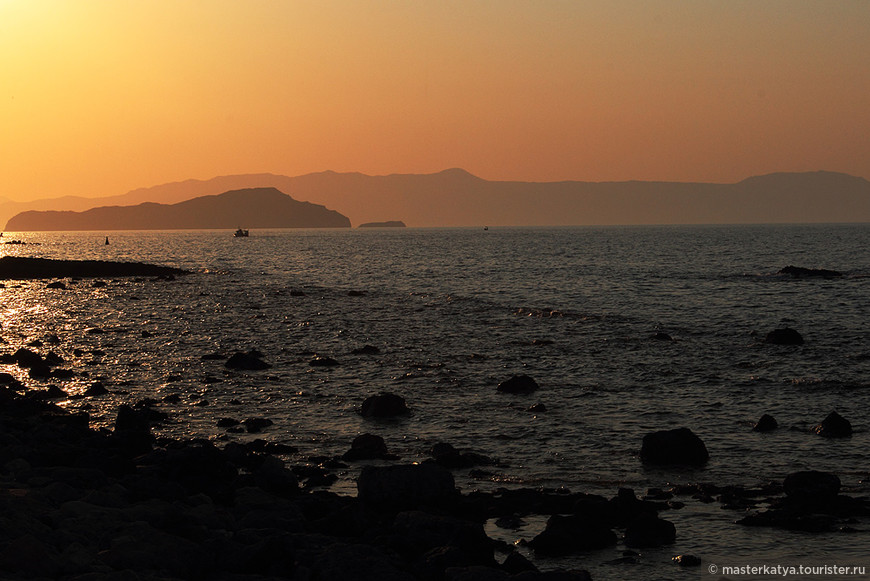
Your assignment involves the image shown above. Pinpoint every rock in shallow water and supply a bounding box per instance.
[225,350,271,370]
[361,392,410,418]
[342,433,390,461]
[640,427,709,466]
[813,411,852,438]
[783,470,841,502]
[753,414,778,432]
[496,375,539,395]
[765,327,804,345]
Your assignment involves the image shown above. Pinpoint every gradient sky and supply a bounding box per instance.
[2,1,869,201]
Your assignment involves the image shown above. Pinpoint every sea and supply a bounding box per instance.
[2,224,869,580]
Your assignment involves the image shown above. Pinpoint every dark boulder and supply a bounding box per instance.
[243,417,274,433]
[83,382,109,397]
[783,471,841,503]
[156,440,239,497]
[765,328,804,345]
[392,510,495,566]
[28,364,52,379]
[624,513,676,548]
[225,350,271,370]
[46,281,67,289]
[528,514,617,556]
[572,494,618,528]
[342,433,390,461]
[496,375,539,395]
[672,554,702,567]
[640,427,709,466]
[13,348,45,369]
[753,414,778,432]
[501,552,538,574]
[113,404,154,455]
[358,463,458,511]
[813,411,852,438]
[252,455,299,496]
[611,487,661,526]
[652,332,673,341]
[361,392,410,418]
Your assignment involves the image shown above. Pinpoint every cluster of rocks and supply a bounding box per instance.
[0,347,81,383]
[1,387,604,581]
[735,470,870,533]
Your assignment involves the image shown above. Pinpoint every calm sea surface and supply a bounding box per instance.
[2,224,869,579]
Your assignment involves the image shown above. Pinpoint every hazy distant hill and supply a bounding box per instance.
[4,169,870,228]
[5,188,350,231]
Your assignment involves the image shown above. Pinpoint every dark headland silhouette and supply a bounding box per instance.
[5,187,350,231]
[3,169,870,228]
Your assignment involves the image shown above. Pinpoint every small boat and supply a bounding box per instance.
[234,228,249,237]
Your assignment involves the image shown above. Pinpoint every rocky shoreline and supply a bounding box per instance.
[3,377,868,580]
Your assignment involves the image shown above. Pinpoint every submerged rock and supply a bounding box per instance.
[429,442,494,469]
[640,427,709,466]
[352,345,381,355]
[814,411,852,438]
[778,265,843,278]
[225,350,271,370]
[309,355,340,367]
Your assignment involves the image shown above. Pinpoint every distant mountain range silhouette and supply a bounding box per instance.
[4,188,350,231]
[4,169,870,229]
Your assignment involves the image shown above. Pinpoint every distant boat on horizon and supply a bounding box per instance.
[234,228,249,237]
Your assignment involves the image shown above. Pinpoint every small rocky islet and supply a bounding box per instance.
[1,261,867,579]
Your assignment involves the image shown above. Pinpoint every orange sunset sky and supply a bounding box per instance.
[2,1,869,202]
